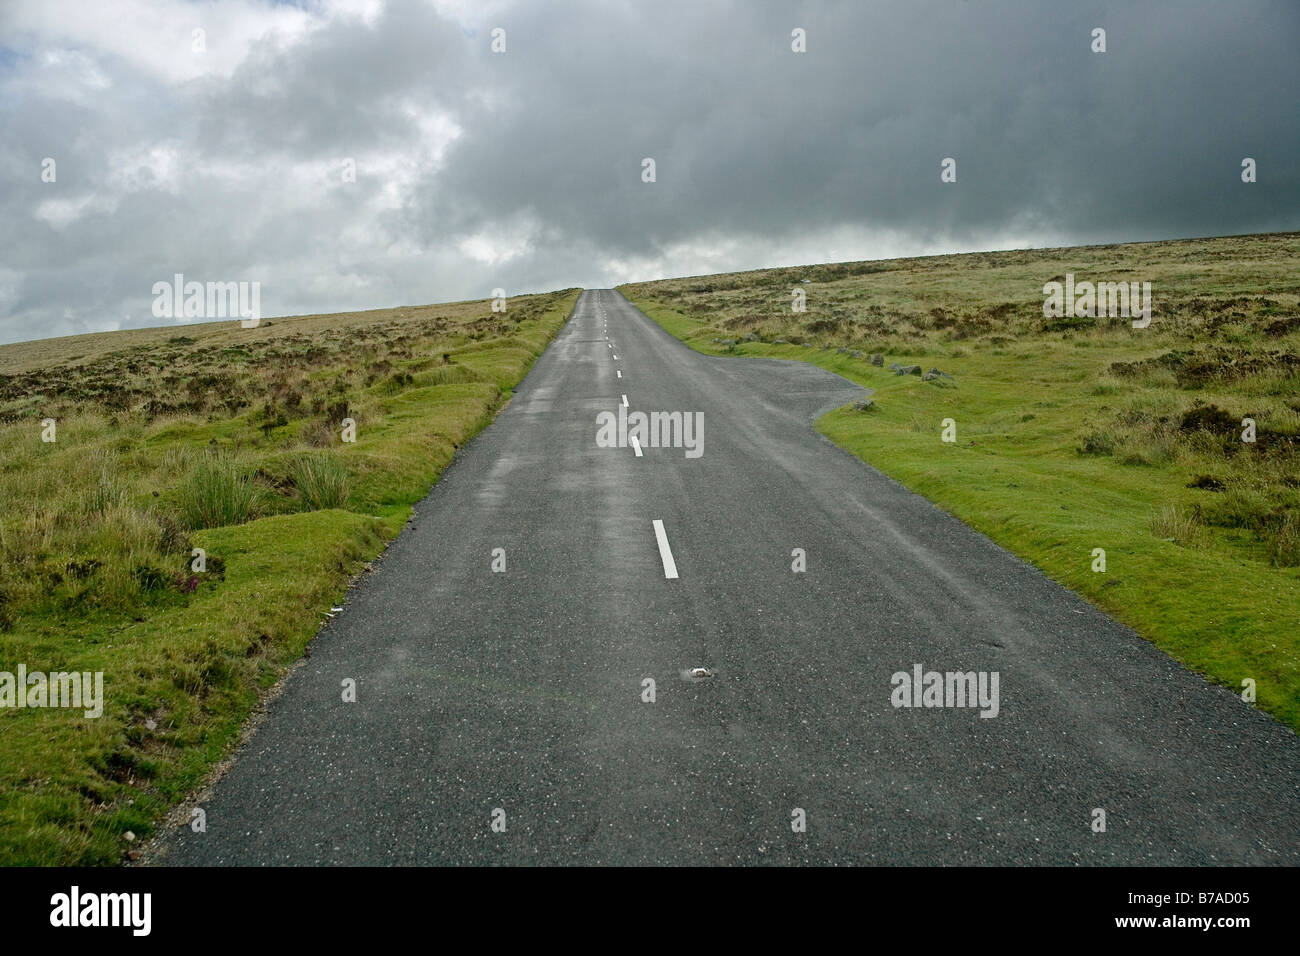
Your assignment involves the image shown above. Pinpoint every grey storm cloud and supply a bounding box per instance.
[0,0,1296,344]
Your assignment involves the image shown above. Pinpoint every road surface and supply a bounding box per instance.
[160,289,1300,865]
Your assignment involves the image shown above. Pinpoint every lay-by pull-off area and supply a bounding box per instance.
[159,289,1300,866]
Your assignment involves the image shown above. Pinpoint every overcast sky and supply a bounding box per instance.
[1,0,1296,345]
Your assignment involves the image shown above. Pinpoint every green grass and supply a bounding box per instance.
[0,288,579,864]
[289,453,350,510]
[619,232,1300,731]
[178,455,263,529]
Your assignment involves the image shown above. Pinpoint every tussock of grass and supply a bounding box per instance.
[290,453,350,510]
[1149,504,1205,548]
[1078,430,1117,456]
[1201,485,1273,530]
[1270,513,1300,567]
[82,465,129,515]
[179,456,262,529]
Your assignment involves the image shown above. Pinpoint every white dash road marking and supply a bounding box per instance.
[617,370,622,378]
[613,355,618,360]
[652,519,679,579]
[621,394,628,407]
[630,435,643,457]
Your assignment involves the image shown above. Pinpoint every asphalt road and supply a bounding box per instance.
[160,289,1300,865]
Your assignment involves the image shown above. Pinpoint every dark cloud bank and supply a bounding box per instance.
[0,0,1296,344]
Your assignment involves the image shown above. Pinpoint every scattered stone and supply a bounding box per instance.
[895,365,923,376]
[870,354,884,366]
[837,347,850,354]
[774,338,788,344]
[850,350,864,359]
[853,399,875,412]
[124,831,136,843]
[888,362,901,371]
[743,332,760,343]
[719,338,736,346]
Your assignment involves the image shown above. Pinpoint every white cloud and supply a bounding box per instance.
[458,227,534,266]
[2,0,331,85]
[33,193,118,229]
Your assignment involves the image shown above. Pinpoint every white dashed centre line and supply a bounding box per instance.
[651,519,679,579]
[621,394,628,407]
[630,435,643,457]
[616,370,622,378]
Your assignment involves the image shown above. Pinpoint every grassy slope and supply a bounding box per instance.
[619,233,1300,732]
[0,290,579,864]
